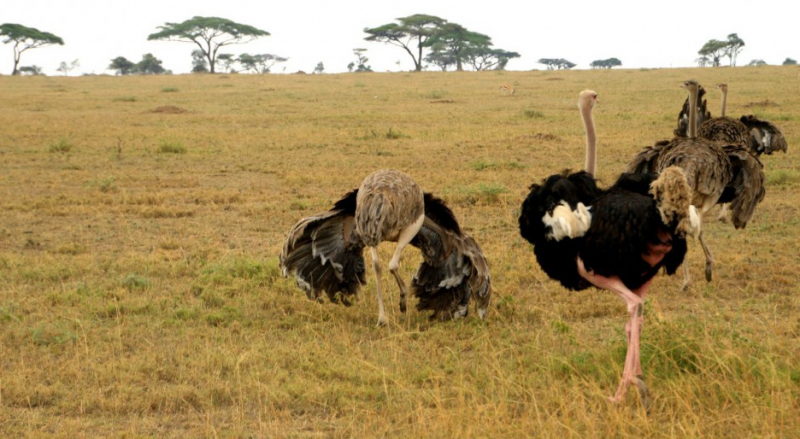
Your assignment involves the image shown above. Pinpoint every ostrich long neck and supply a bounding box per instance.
[581,103,596,176]
[687,87,698,139]
[720,88,727,117]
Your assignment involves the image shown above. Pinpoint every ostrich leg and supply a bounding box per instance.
[370,247,388,327]
[698,230,714,282]
[388,214,425,313]
[577,258,651,408]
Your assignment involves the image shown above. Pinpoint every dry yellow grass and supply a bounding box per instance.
[1,67,799,437]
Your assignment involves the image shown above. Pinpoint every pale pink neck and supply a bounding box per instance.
[581,104,596,176]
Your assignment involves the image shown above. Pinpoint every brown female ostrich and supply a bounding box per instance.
[627,80,765,289]
[674,83,781,224]
[519,90,699,406]
[280,169,491,326]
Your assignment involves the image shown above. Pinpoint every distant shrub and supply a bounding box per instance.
[122,274,149,291]
[523,109,545,119]
[424,89,448,99]
[49,138,73,153]
[158,140,187,154]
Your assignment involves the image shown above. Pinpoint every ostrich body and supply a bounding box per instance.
[356,170,426,325]
[671,83,774,227]
[627,80,765,288]
[280,169,491,325]
[519,90,697,406]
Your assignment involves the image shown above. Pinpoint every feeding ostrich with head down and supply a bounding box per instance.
[519,89,699,407]
[280,169,491,326]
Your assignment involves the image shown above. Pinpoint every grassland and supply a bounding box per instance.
[1,67,799,437]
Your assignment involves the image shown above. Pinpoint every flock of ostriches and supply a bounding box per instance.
[279,80,787,408]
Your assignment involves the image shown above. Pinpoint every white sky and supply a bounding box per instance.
[2,0,798,75]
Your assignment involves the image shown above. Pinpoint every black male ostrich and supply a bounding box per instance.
[519,90,699,406]
[280,169,491,325]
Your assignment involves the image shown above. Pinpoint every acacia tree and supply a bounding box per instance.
[0,23,64,75]
[191,49,209,73]
[783,58,798,66]
[136,53,167,75]
[364,14,446,72]
[109,57,136,75]
[424,49,457,71]
[723,33,745,66]
[237,53,288,74]
[148,16,269,73]
[538,58,576,70]
[590,58,622,69]
[423,23,489,71]
[57,59,80,76]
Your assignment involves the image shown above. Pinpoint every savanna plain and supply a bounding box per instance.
[1,67,799,438]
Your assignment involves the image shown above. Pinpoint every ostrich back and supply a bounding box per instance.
[355,170,424,247]
[519,170,603,291]
[580,177,688,291]
[698,117,751,146]
[654,138,732,213]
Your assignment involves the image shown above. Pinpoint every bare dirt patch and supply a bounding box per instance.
[148,105,188,114]
[743,99,780,108]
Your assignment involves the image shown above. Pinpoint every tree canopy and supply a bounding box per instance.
[0,23,64,75]
[364,14,446,72]
[698,34,745,67]
[108,57,136,75]
[148,16,269,73]
[590,58,622,69]
[237,53,289,74]
[783,58,797,66]
[538,58,576,70]
[423,23,517,71]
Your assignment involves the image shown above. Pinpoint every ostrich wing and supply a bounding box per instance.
[719,146,766,229]
[410,194,491,320]
[739,115,788,155]
[280,189,366,305]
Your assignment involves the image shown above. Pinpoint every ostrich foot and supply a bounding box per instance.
[705,262,713,282]
[376,316,388,327]
[634,376,652,410]
[717,214,728,224]
[399,299,407,314]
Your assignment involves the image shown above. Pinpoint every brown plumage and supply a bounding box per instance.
[739,115,788,156]
[280,169,491,325]
[689,84,776,224]
[627,79,765,289]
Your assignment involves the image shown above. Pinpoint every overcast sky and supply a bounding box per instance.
[2,0,798,76]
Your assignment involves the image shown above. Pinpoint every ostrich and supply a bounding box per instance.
[627,80,765,289]
[673,83,779,225]
[519,90,698,406]
[280,169,491,326]
[674,84,711,138]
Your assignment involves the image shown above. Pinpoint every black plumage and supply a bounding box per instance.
[279,190,365,305]
[579,173,688,291]
[411,194,491,321]
[519,171,690,293]
[518,170,601,291]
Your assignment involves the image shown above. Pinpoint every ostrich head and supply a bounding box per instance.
[649,166,698,238]
[680,79,700,94]
[578,89,598,109]
[715,83,728,93]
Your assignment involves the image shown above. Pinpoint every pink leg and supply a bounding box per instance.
[577,258,651,407]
